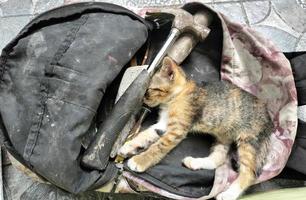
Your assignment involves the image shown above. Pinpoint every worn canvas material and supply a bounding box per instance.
[0,2,149,193]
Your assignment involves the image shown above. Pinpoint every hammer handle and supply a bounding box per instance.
[147,28,180,75]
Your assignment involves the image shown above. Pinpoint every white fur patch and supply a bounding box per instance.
[118,142,138,157]
[127,157,141,172]
[216,182,243,200]
[119,107,168,158]
[151,107,168,132]
[183,156,217,170]
[118,128,159,157]
[127,158,136,170]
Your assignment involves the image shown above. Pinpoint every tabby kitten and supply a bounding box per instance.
[119,57,273,200]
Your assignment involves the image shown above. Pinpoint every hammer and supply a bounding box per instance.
[82,8,213,170]
[146,8,211,74]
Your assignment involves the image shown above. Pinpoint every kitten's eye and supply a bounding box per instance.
[148,88,166,93]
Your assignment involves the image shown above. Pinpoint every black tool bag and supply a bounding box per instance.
[0,2,219,197]
[0,2,150,193]
[5,2,304,199]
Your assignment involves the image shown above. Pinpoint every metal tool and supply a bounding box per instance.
[147,8,210,74]
[82,8,212,170]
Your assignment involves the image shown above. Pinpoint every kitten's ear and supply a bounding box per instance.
[161,57,176,81]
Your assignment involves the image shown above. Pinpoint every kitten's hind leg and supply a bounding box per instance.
[118,127,161,157]
[216,141,257,200]
[183,143,229,170]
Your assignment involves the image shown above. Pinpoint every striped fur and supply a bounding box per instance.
[120,57,273,200]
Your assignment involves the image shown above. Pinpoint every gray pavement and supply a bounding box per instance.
[0,0,306,52]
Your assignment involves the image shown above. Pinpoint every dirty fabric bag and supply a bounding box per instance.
[0,2,149,193]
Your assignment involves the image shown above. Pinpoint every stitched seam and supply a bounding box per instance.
[23,15,89,163]
[23,83,48,162]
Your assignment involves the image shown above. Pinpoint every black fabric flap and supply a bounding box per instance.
[288,52,306,106]
[0,2,149,194]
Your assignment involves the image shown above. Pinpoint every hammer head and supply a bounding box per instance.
[146,8,211,40]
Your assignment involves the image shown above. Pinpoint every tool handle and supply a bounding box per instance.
[147,28,180,75]
[82,70,150,170]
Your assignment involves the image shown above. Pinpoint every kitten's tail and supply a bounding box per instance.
[254,124,273,176]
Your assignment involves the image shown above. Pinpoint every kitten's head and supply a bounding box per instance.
[144,57,187,107]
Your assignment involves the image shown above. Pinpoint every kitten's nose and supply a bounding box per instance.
[145,91,149,98]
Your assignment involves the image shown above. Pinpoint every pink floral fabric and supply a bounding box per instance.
[220,14,297,181]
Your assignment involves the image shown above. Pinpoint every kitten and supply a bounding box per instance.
[119,57,273,200]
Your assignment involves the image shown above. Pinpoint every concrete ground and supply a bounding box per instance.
[0,0,306,52]
[0,0,306,200]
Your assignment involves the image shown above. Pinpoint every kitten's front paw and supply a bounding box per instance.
[182,156,217,170]
[127,155,150,173]
[183,157,201,170]
[118,142,140,158]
